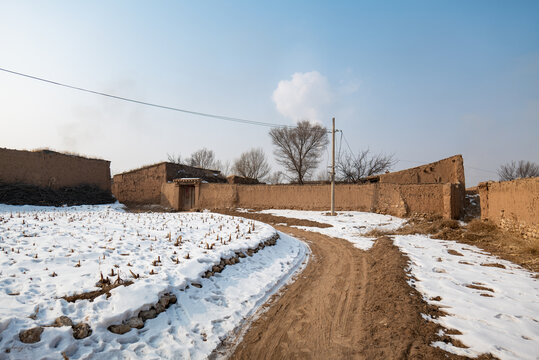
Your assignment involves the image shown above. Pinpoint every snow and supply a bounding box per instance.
[250,209,539,360]
[258,209,405,250]
[394,235,539,360]
[0,204,308,359]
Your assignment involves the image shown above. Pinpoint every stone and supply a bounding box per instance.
[126,317,144,329]
[154,303,166,313]
[108,324,131,334]
[53,316,73,327]
[191,283,202,288]
[72,323,92,339]
[19,327,44,343]
[139,309,157,321]
[158,294,176,309]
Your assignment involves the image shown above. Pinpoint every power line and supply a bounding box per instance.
[0,66,293,128]
[341,132,356,158]
[339,135,498,175]
[464,166,497,174]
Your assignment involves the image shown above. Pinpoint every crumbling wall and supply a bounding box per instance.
[0,148,111,192]
[227,175,260,185]
[196,182,460,219]
[378,155,465,187]
[479,178,539,239]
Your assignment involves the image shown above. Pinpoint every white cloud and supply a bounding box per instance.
[272,71,332,123]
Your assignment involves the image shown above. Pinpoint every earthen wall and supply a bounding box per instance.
[378,155,465,187]
[196,182,461,219]
[0,148,110,191]
[112,163,168,204]
[479,178,539,239]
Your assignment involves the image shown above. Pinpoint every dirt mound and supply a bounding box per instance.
[0,183,115,207]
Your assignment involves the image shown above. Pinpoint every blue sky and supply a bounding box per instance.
[1,1,538,185]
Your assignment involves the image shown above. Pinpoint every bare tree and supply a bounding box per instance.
[167,153,183,164]
[215,160,232,176]
[267,171,284,184]
[187,148,218,169]
[269,120,329,184]
[233,148,271,180]
[316,169,331,182]
[336,149,395,183]
[498,160,539,181]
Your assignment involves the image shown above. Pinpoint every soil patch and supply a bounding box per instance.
[217,209,332,229]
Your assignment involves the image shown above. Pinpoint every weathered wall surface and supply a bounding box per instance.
[112,162,227,204]
[114,156,466,219]
[161,182,180,210]
[479,178,539,239]
[112,163,168,204]
[0,147,111,191]
[196,183,461,219]
[378,155,465,187]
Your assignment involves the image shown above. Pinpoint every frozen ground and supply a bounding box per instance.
[256,209,405,250]
[0,204,308,359]
[251,209,539,360]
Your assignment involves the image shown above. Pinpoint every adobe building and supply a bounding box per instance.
[111,162,227,205]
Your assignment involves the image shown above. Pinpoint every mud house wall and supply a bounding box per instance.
[161,182,180,210]
[112,163,168,204]
[197,183,460,219]
[378,155,465,187]
[478,178,539,239]
[0,147,111,191]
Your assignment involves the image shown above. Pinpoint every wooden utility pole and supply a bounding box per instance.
[331,117,336,216]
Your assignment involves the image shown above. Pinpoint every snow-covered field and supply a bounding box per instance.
[251,209,539,360]
[255,209,405,250]
[0,204,308,359]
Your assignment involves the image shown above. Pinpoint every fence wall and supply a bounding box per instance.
[192,182,464,219]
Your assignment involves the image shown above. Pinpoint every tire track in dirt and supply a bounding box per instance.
[232,226,366,359]
[216,211,495,359]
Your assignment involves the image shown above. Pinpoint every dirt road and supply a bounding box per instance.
[215,211,489,359]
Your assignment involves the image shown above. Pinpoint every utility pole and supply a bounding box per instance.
[331,117,336,216]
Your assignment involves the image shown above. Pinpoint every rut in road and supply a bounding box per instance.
[213,215,495,359]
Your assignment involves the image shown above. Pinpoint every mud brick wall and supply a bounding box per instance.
[113,162,227,204]
[378,155,465,187]
[196,182,462,219]
[161,182,180,210]
[0,148,110,191]
[112,163,169,204]
[479,178,539,239]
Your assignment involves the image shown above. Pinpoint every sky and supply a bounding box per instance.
[1,1,538,186]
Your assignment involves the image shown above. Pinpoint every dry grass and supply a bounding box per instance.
[367,216,539,273]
